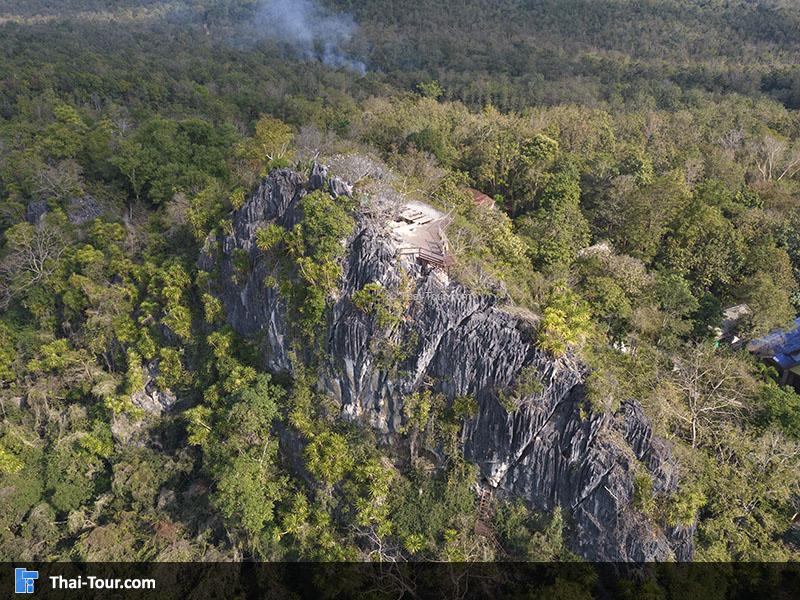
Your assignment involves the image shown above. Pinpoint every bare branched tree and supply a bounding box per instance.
[360,181,407,229]
[664,344,757,448]
[0,218,68,306]
[36,159,85,202]
[328,152,390,185]
[751,135,800,182]
[718,128,744,152]
[351,525,403,563]
[294,125,340,163]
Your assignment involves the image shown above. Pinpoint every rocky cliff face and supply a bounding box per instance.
[199,166,694,561]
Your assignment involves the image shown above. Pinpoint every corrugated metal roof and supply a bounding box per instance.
[774,353,795,369]
[749,317,800,369]
[467,188,495,209]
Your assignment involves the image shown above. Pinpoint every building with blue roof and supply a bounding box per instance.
[747,317,800,390]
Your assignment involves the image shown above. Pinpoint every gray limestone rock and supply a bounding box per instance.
[25,199,48,224]
[67,195,102,225]
[198,165,694,561]
[130,360,178,416]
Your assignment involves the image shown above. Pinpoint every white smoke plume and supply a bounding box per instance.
[254,0,366,73]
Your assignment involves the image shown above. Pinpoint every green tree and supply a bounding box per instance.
[661,203,744,293]
[538,286,593,356]
[304,431,354,487]
[516,168,590,272]
[113,117,234,206]
[590,172,690,263]
[278,190,355,334]
[756,382,800,440]
[202,374,288,551]
[236,115,294,180]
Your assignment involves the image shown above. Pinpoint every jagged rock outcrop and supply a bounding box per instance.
[199,167,694,561]
[67,194,102,225]
[25,199,48,224]
[131,360,178,416]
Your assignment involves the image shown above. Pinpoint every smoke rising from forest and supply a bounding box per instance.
[253,0,365,73]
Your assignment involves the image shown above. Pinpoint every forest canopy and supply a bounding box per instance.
[0,0,799,566]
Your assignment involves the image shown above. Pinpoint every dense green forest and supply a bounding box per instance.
[0,0,799,567]
[337,0,800,110]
